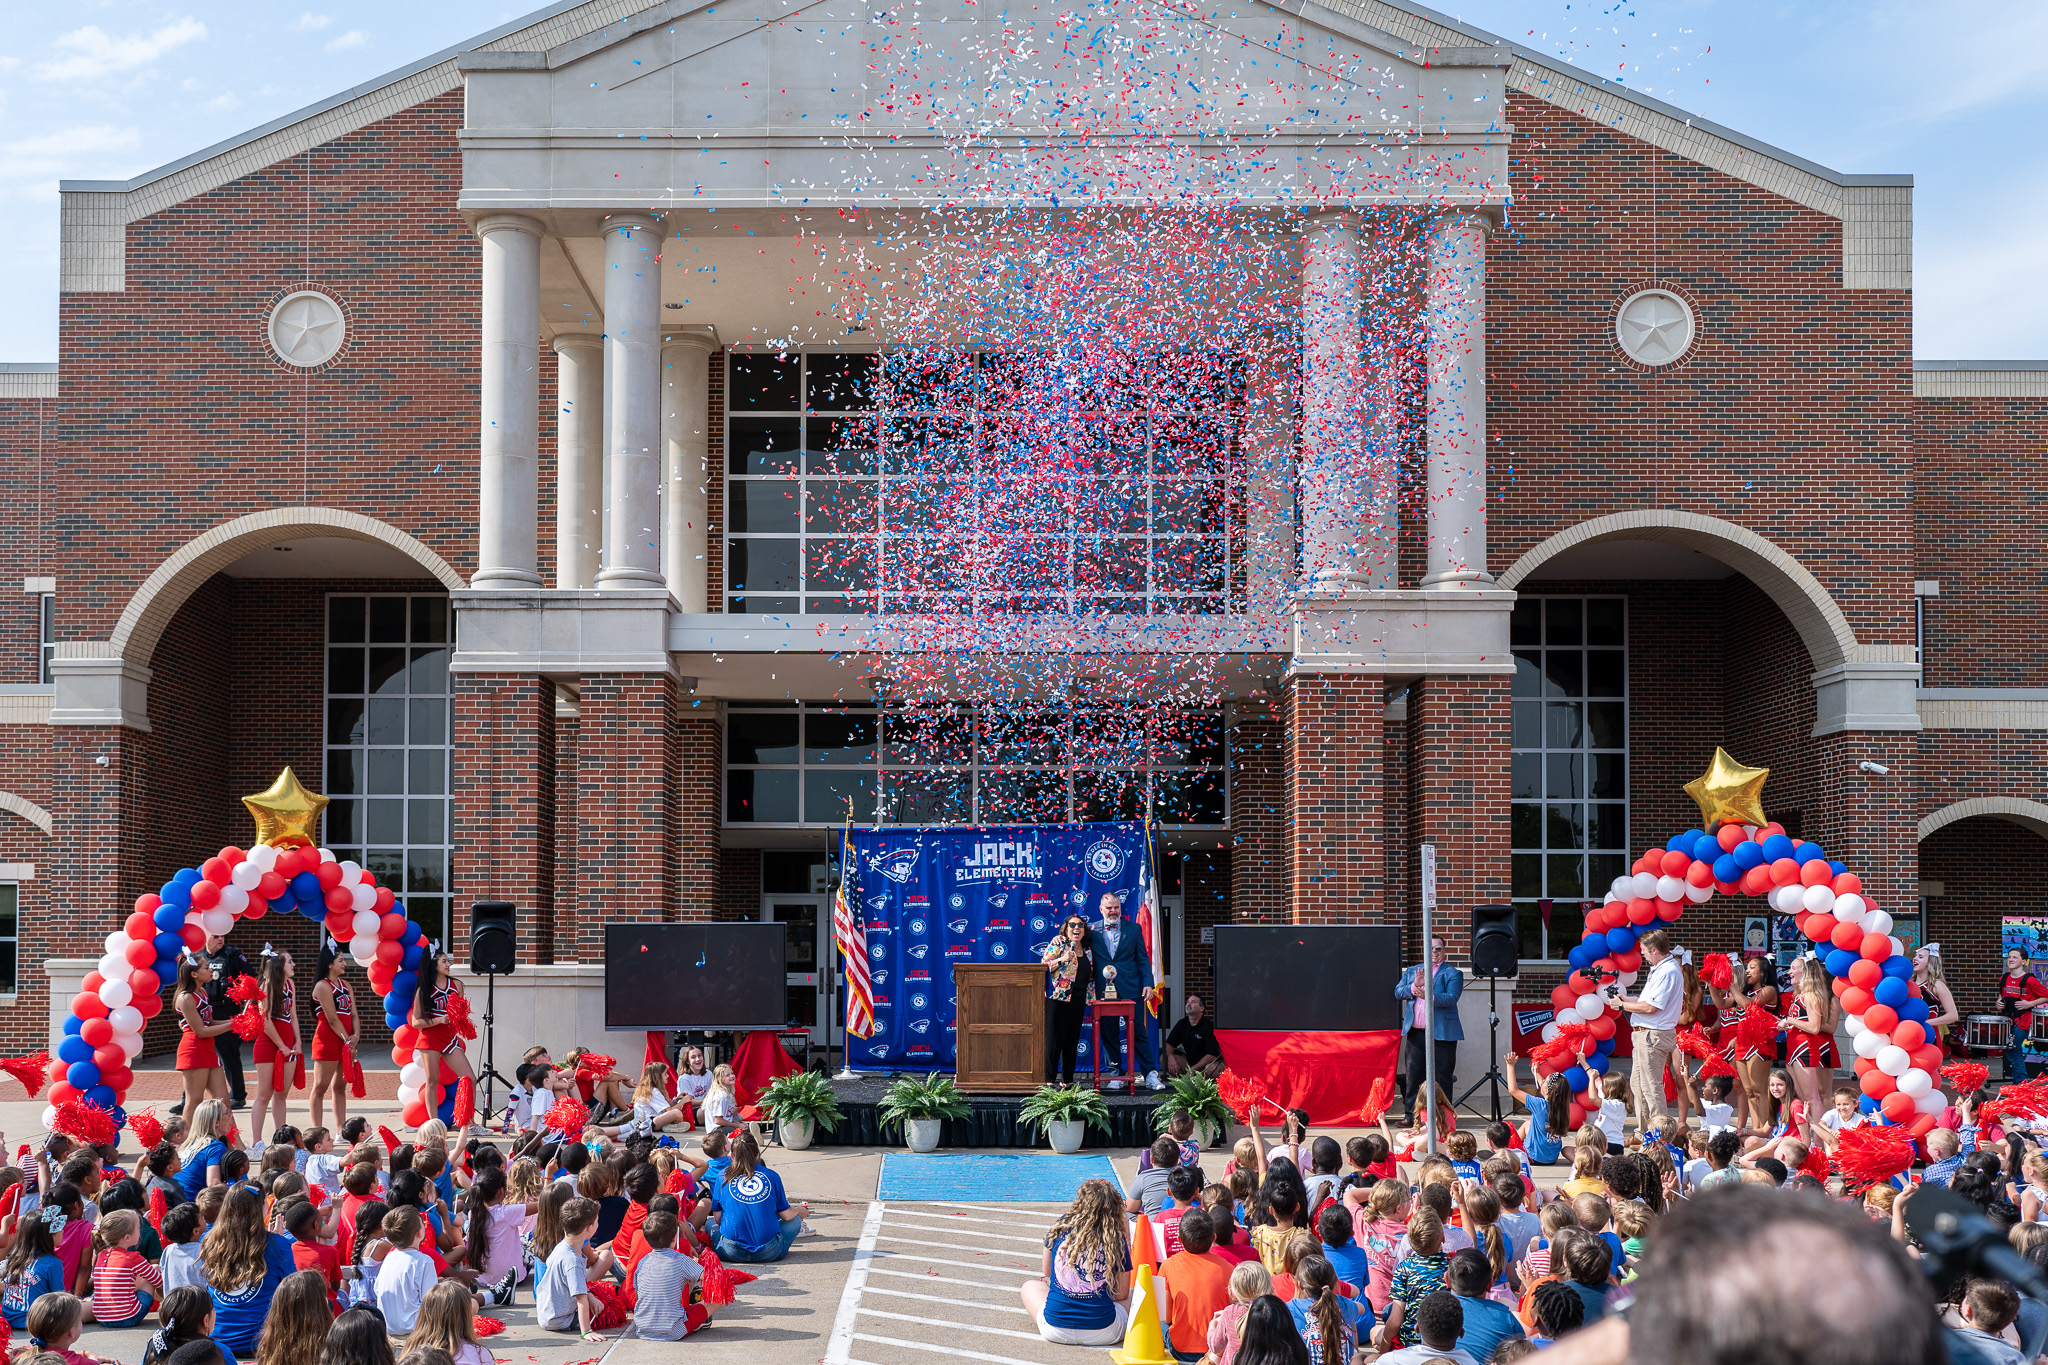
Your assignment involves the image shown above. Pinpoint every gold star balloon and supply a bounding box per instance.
[1683,748,1770,829]
[242,767,330,848]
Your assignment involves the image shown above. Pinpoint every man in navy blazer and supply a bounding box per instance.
[1088,893,1162,1092]
[1395,934,1465,1122]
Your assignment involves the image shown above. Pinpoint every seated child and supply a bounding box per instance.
[1485,1123,1534,1188]
[537,1196,614,1344]
[1595,1075,1629,1154]
[630,1211,712,1341]
[1697,1076,1736,1135]
[1444,1131,1484,1188]
[1160,1167,1204,1256]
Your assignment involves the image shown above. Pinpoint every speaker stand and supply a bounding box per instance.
[1455,973,1509,1123]
[478,968,515,1129]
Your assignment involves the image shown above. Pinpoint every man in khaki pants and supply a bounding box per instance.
[1617,928,1683,1135]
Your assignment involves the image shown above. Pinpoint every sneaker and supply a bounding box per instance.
[1143,1071,1164,1092]
[486,1268,517,1305]
[1105,1078,1126,1092]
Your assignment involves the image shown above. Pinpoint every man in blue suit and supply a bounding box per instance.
[1089,892,1161,1092]
[1396,934,1464,1122]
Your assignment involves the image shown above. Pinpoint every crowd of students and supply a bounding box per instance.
[0,1052,810,1365]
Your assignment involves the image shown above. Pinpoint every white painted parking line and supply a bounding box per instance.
[857,1306,1047,1341]
[853,1331,1051,1365]
[875,1233,1042,1260]
[865,1265,1028,1295]
[825,1200,888,1365]
[861,1286,1031,1315]
[870,1249,1033,1280]
[886,1219,1051,1245]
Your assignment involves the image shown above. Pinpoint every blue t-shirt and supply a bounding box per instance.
[1041,1232,1130,1330]
[703,1156,732,1194]
[711,1167,790,1254]
[1287,1292,1371,1365]
[176,1141,227,1198]
[1599,1229,1626,1276]
[209,1232,298,1352]
[1455,1294,1526,1362]
[1322,1240,1372,1299]
[1523,1097,1563,1164]
[432,1168,457,1208]
[1450,1159,1483,1185]
[0,1255,65,1328]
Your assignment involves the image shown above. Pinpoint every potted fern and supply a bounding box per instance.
[877,1071,971,1152]
[1153,1071,1234,1149]
[758,1070,844,1151]
[1018,1083,1113,1154]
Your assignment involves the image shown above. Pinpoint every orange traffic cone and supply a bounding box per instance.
[1111,1264,1174,1365]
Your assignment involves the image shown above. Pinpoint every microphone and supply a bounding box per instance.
[1903,1182,2048,1299]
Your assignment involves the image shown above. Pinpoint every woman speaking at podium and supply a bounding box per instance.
[1042,915,1094,1086]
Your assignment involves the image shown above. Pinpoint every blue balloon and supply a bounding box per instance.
[62,1015,83,1037]
[1881,954,1915,979]
[1859,1094,1879,1115]
[1793,841,1825,864]
[173,867,202,888]
[1873,976,1910,1008]
[1584,1052,1609,1075]
[390,970,418,1000]
[109,1105,127,1131]
[1605,926,1636,952]
[153,931,182,959]
[400,920,422,946]
[57,1035,93,1064]
[154,957,178,983]
[1760,834,1795,862]
[1581,932,1606,953]
[1898,997,1931,1024]
[1829,861,1848,876]
[1665,833,1696,853]
[1712,854,1740,884]
[1732,841,1767,871]
[290,871,322,901]
[1825,948,1858,978]
[84,1084,115,1109]
[385,1012,408,1031]
[1595,1037,1618,1056]
[1567,946,1591,971]
[401,944,422,970]
[67,1061,101,1091]
[1564,1065,1590,1093]
[159,882,190,909]
[1691,835,1722,864]
[152,905,184,933]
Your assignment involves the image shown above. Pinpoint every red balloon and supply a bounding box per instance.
[1568,1103,1587,1128]
[1829,920,1862,950]
[92,1044,124,1071]
[1567,972,1595,995]
[1833,872,1863,896]
[1805,913,1837,943]
[1685,860,1714,888]
[258,871,288,901]
[1800,859,1832,888]
[1832,978,1850,998]
[1892,1019,1927,1051]
[1911,1044,1945,1074]
[188,879,220,909]
[71,992,108,1020]
[47,1082,78,1106]
[391,1047,414,1067]
[378,913,407,941]
[135,993,163,1019]
[375,940,404,967]
[325,911,355,938]
[1656,901,1685,923]
[124,939,155,968]
[1717,825,1746,852]
[126,967,160,996]
[374,887,395,913]
[81,971,105,995]
[1740,866,1774,897]
[402,1100,428,1128]
[134,893,162,914]
[1880,1091,1916,1122]
[394,1024,423,1049]
[369,970,395,995]
[1612,949,1643,974]
[100,1065,132,1094]
[1841,987,1874,1016]
[1861,931,1894,962]
[243,898,268,920]
[1854,1055,1877,1075]
[275,849,305,879]
[1859,1068,1894,1098]
[1847,959,1882,990]
[1759,822,1786,840]
[218,845,246,867]
[1586,1014,1616,1041]
[180,923,206,949]
[1627,899,1657,926]
[1660,850,1691,877]
[1907,1113,1938,1138]
[1861,1003,1898,1034]
[201,857,232,886]
[317,860,344,889]
[80,1017,113,1046]
[324,886,354,914]
[1593,957,1618,977]
[1714,880,1740,895]
[1770,857,1802,886]
[1549,987,1576,1014]
[45,1060,66,1086]
[123,912,155,941]
[1640,846,1663,868]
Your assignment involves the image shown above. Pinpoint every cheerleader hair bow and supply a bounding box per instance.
[39,1207,66,1235]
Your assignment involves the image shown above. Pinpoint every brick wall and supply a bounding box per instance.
[1283,674,1385,922]
[1227,699,1283,924]
[1917,396,2048,687]
[451,674,555,962]
[1405,677,1511,958]
[0,390,53,687]
[574,674,678,954]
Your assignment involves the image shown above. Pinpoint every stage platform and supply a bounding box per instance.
[806,1074,1167,1148]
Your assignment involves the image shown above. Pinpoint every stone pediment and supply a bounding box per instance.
[457,0,1510,212]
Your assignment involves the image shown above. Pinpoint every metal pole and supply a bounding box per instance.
[1421,842,1438,1157]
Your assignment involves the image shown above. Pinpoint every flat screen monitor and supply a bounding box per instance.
[603,923,788,1030]
[1211,925,1403,1032]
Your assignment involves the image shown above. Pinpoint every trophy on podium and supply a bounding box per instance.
[1102,964,1120,1000]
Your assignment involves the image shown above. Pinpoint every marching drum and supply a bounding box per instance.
[2029,1013,2048,1045]
[1966,1015,2011,1053]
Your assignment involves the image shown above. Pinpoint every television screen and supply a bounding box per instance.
[1211,925,1403,1032]
[603,923,788,1030]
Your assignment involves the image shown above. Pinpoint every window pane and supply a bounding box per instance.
[408,749,445,795]
[728,539,800,593]
[409,648,448,695]
[727,596,798,614]
[409,699,448,747]
[882,770,970,824]
[806,416,879,475]
[730,480,801,533]
[368,647,408,695]
[1586,598,1625,646]
[1586,650,1624,698]
[1510,598,1540,646]
[1073,711,1147,768]
[328,648,365,694]
[367,697,406,745]
[1546,853,1585,898]
[1512,653,1541,698]
[1587,702,1625,750]
[883,709,973,765]
[328,749,360,795]
[406,899,447,947]
[1154,712,1224,767]
[367,749,404,794]
[982,713,1065,765]
[327,697,365,745]
[806,481,877,533]
[367,799,404,844]
[805,539,875,593]
[1512,803,1541,848]
[365,848,404,889]
[406,848,446,895]
[728,353,802,410]
[1588,853,1627,892]
[1543,651,1582,698]
[329,597,367,643]
[730,417,803,474]
[1076,539,1146,595]
[1544,598,1582,646]
[1512,700,1541,750]
[1546,804,1585,850]
[806,712,877,765]
[409,799,446,845]
[805,769,878,823]
[729,713,800,765]
[0,943,16,994]
[0,884,17,937]
[1155,771,1224,825]
[1590,754,1627,800]
[369,597,408,643]
[1154,538,1224,593]
[1545,702,1582,749]
[1550,900,1587,952]
[326,799,357,845]
[727,770,799,823]
[1546,752,1582,799]
[1589,803,1628,850]
[1512,753,1542,800]
[1517,903,1544,960]
[1075,771,1146,822]
[806,353,874,411]
[978,770,1067,824]
[409,597,448,644]
[1512,853,1542,899]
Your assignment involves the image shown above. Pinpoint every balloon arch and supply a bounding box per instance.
[49,768,462,1135]
[1536,748,1940,1137]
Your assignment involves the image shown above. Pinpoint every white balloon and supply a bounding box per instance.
[231,861,262,890]
[316,847,335,865]
[200,908,235,938]
[1844,1013,1865,1037]
[1834,893,1866,921]
[1890,935,1906,958]
[1631,872,1659,900]
[340,860,364,883]
[1656,875,1686,903]
[1876,1045,1911,1077]
[352,910,381,939]
[1610,877,1634,901]
[107,1005,142,1035]
[218,884,249,914]
[397,1084,419,1107]
[116,1032,144,1060]
[98,980,133,1009]
[1686,882,1714,904]
[1863,911,1894,939]
[1620,970,1639,987]
[400,1062,427,1088]
[249,843,279,871]
[1764,885,1796,913]
[1801,885,1836,914]
[1540,1022,1562,1044]
[1575,992,1607,1021]
[1896,1068,1934,1098]
[104,932,130,957]
[39,1105,56,1132]
[1554,1009,1579,1030]
[350,939,378,965]
[1917,1089,1948,1115]
[350,883,377,913]
[1854,1028,1886,1059]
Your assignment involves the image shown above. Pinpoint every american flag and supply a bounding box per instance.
[834,829,876,1039]
[1136,821,1165,1018]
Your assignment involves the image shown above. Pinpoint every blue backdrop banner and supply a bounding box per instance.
[844,821,1157,1071]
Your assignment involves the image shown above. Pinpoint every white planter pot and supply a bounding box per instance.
[1198,1118,1224,1150]
[1047,1118,1086,1154]
[905,1117,943,1153]
[779,1117,815,1150]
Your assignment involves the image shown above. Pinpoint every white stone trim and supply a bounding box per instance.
[1498,509,1861,672]
[0,865,34,881]
[1913,364,2048,398]
[0,692,53,725]
[107,508,466,669]
[0,366,57,400]
[1918,690,2048,730]
[1920,797,2048,844]
[0,792,54,835]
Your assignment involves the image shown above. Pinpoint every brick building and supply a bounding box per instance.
[1,0,2043,1068]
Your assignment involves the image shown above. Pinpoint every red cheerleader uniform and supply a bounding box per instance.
[1785,995,1838,1068]
[420,983,462,1056]
[312,980,355,1061]
[253,981,299,1065]
[175,993,218,1070]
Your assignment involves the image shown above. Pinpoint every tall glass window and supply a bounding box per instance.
[724,351,1243,615]
[324,595,452,947]
[726,703,1226,827]
[0,883,15,993]
[38,595,53,685]
[1510,596,1628,962]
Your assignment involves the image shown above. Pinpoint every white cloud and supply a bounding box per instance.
[0,125,142,191]
[293,12,333,30]
[205,92,240,111]
[3,125,142,164]
[323,29,368,52]
[0,57,21,74]
[32,18,207,83]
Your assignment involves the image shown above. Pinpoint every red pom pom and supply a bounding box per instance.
[1982,1079,2048,1126]
[453,1076,476,1127]
[542,1096,590,1138]
[473,1317,505,1338]
[444,991,477,1041]
[0,1051,51,1098]
[51,1100,117,1146]
[230,1002,267,1040]
[1216,1069,1262,1122]
[1358,1076,1394,1124]
[695,1248,757,1306]
[1829,1123,1918,1192]
[128,1107,163,1149]
[574,1052,618,1082]
[227,975,266,1005]
[1942,1062,1989,1098]
[1699,953,1734,993]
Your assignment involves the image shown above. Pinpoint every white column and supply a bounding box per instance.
[473,214,545,589]
[1298,211,1369,594]
[660,330,717,610]
[597,213,665,590]
[552,334,604,590]
[1422,210,1494,588]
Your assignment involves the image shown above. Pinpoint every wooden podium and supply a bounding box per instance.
[953,963,1047,1093]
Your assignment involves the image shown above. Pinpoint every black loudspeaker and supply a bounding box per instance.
[470,902,517,975]
[1470,904,1519,979]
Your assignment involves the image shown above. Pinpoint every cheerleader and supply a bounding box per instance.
[1713,953,1780,1135]
[249,948,301,1137]
[310,938,360,1130]
[1779,956,1840,1118]
[173,953,236,1114]
[409,941,476,1129]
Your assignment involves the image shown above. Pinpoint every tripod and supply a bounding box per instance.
[1455,972,1511,1122]
[477,968,515,1129]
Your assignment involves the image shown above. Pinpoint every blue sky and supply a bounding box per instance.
[1,0,2042,361]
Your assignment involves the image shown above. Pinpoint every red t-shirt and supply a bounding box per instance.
[2002,974,2048,1018]
[340,1191,374,1250]
[291,1237,344,1306]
